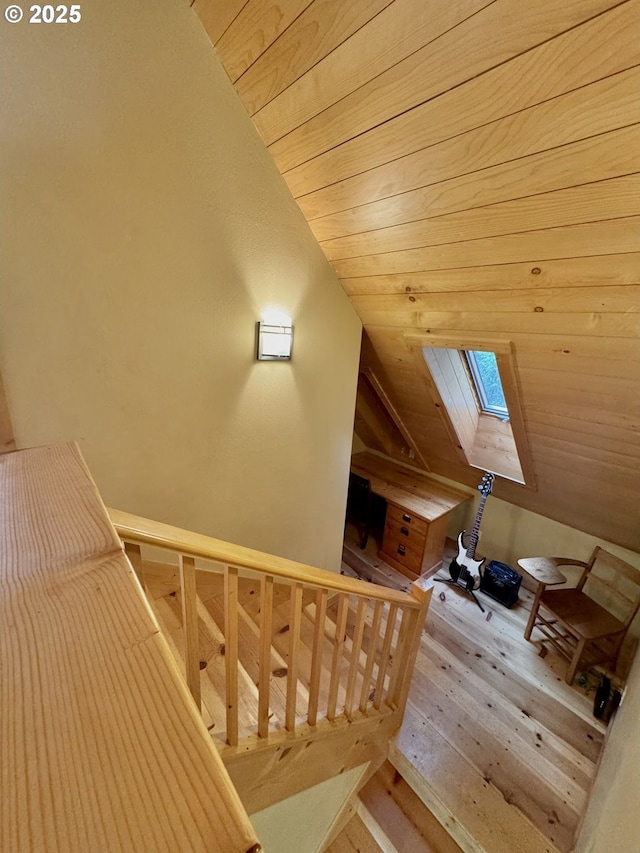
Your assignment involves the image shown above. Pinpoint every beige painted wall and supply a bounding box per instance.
[0,0,362,571]
[575,649,640,853]
[250,763,367,853]
[453,490,640,575]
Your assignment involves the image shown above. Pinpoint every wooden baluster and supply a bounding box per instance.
[258,575,274,739]
[344,597,368,720]
[286,582,303,733]
[392,577,433,717]
[224,566,239,746]
[387,607,416,708]
[179,554,201,713]
[327,594,349,721]
[125,541,146,593]
[373,603,398,710]
[308,587,328,727]
[360,600,383,713]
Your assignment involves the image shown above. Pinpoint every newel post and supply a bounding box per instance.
[392,577,433,717]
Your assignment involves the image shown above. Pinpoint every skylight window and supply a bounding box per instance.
[465,351,508,419]
[407,334,536,488]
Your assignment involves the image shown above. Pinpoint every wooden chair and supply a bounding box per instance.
[519,547,640,685]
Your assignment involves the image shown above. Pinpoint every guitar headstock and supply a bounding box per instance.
[478,472,494,497]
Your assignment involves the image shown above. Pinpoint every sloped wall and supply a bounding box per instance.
[0,0,361,571]
[575,650,640,853]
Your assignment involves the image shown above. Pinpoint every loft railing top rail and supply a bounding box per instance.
[108,508,421,609]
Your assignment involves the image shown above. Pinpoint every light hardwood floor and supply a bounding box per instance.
[342,529,607,853]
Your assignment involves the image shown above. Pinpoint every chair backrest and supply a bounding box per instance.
[577,547,640,629]
[346,473,371,521]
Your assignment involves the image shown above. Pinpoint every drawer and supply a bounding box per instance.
[380,528,426,577]
[378,540,422,578]
[380,537,423,575]
[384,504,428,538]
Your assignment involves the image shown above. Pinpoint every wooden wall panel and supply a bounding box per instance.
[304,75,640,226]
[193,0,247,45]
[285,1,639,200]
[332,218,640,277]
[263,0,624,168]
[215,0,315,83]
[233,0,394,114]
[196,0,640,550]
[308,124,640,241]
[350,286,639,318]
[254,0,494,147]
[339,255,640,297]
[321,176,640,260]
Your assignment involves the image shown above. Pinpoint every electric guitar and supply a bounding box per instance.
[449,472,494,590]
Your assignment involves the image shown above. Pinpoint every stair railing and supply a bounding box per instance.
[109,509,432,749]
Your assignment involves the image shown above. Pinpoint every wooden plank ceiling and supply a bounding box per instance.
[194,0,640,552]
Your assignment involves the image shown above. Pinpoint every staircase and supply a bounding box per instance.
[325,762,464,853]
[109,509,433,814]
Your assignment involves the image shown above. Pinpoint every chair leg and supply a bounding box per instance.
[566,637,587,685]
[524,583,544,640]
[609,634,625,673]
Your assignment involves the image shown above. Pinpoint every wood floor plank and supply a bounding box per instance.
[359,761,464,853]
[204,592,307,733]
[343,530,605,853]
[424,612,603,763]
[407,661,583,851]
[391,712,560,853]
[325,813,385,853]
[416,639,597,790]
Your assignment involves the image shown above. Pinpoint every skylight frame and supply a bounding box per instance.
[405,333,537,489]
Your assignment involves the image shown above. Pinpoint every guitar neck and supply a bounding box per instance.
[466,494,488,558]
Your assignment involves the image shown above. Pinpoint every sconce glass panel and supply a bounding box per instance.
[257,322,293,361]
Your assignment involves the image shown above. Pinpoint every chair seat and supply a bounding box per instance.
[541,589,625,639]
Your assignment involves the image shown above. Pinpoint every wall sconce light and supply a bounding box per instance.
[256,321,293,361]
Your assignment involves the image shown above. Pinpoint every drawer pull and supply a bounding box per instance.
[402,513,411,523]
[400,526,409,536]
[397,544,406,556]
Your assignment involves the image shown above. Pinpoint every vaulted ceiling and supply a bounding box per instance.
[194,0,640,552]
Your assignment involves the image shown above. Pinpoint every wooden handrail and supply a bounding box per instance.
[2,443,260,853]
[108,508,421,609]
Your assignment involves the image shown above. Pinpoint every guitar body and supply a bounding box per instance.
[448,473,494,591]
[449,531,485,588]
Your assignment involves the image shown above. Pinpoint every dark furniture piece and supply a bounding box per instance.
[346,473,374,549]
